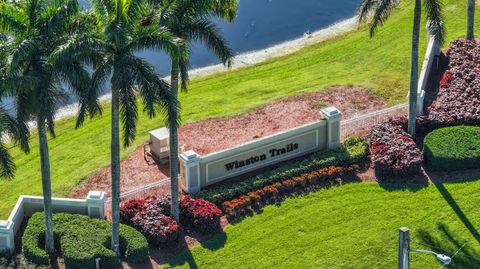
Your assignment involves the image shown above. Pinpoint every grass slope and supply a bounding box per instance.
[0,0,474,218]
[164,181,480,269]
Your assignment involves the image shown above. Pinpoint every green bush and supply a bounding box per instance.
[424,125,480,171]
[22,213,149,268]
[120,225,149,263]
[194,137,369,204]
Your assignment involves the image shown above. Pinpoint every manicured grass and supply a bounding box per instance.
[164,180,480,268]
[424,126,480,171]
[0,0,476,218]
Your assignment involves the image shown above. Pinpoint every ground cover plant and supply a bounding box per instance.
[163,180,480,268]
[194,137,368,205]
[370,118,422,177]
[22,213,149,268]
[222,165,357,218]
[0,0,475,219]
[424,126,480,171]
[420,39,480,130]
[120,196,222,246]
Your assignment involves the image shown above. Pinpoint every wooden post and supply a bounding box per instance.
[398,227,410,269]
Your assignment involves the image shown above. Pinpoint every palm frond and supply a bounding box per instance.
[129,24,188,60]
[183,18,233,66]
[0,141,15,179]
[0,2,27,33]
[424,0,445,45]
[90,0,115,26]
[359,0,398,37]
[358,0,378,23]
[8,38,39,75]
[38,0,80,38]
[118,78,138,147]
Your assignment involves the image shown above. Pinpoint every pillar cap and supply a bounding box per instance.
[180,150,200,162]
[0,220,13,230]
[321,106,342,120]
[87,191,106,202]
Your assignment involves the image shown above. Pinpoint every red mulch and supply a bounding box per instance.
[180,86,386,155]
[69,86,385,199]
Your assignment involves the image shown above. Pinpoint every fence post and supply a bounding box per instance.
[398,227,410,269]
[321,107,342,149]
[87,191,107,219]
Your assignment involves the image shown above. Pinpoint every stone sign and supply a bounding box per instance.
[179,107,342,193]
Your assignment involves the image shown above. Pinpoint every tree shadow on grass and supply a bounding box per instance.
[163,232,227,269]
[416,223,480,268]
[432,181,480,244]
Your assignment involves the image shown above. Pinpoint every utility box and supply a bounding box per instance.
[149,127,170,163]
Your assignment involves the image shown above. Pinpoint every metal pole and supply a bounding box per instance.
[398,227,410,269]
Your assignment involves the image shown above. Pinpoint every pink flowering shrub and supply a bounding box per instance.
[420,39,480,130]
[131,209,180,246]
[370,121,422,177]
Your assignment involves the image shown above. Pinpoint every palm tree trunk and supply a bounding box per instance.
[110,82,121,255]
[467,0,475,40]
[169,59,180,222]
[37,117,54,255]
[408,0,421,137]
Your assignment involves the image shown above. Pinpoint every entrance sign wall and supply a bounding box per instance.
[179,107,342,193]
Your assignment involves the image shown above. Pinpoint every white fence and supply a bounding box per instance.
[0,191,106,253]
[104,178,172,219]
[341,103,408,140]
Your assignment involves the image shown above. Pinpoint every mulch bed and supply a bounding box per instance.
[70,86,386,199]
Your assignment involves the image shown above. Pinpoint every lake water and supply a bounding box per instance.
[6,0,362,112]
[140,0,362,75]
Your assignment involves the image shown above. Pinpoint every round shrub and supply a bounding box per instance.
[22,213,149,267]
[180,196,222,234]
[131,210,181,247]
[424,125,480,171]
[120,198,146,226]
[120,225,149,263]
[370,121,422,177]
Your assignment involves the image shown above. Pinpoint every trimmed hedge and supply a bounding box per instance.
[194,137,369,204]
[22,213,149,268]
[424,126,480,171]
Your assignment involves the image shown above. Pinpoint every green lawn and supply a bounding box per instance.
[164,180,480,269]
[0,0,475,218]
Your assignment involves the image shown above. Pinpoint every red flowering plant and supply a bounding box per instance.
[180,196,222,234]
[131,208,181,246]
[120,198,147,226]
[370,121,422,177]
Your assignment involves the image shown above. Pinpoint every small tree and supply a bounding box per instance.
[358,0,445,137]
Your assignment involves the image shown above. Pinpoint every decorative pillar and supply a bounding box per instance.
[179,150,201,194]
[0,220,14,254]
[86,191,106,219]
[321,107,342,149]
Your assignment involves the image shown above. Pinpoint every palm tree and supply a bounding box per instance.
[156,0,237,221]
[0,0,96,255]
[358,0,445,137]
[50,0,185,254]
[467,0,475,40]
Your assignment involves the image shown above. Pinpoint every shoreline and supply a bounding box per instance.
[52,16,359,122]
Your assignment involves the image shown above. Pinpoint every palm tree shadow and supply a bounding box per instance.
[430,178,480,243]
[416,223,480,268]
[161,231,227,269]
